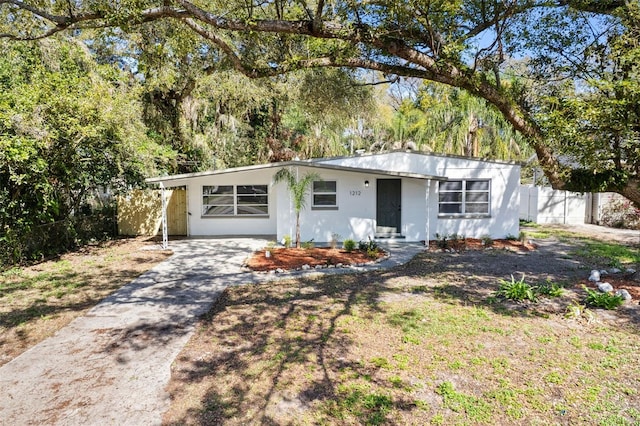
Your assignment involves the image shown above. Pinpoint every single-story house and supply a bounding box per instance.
[146,151,521,243]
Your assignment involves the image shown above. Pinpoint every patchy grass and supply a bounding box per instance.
[0,237,171,366]
[572,241,640,268]
[163,237,640,425]
[522,225,640,268]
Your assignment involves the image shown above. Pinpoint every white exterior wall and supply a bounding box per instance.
[275,168,429,243]
[152,152,521,241]
[161,168,278,236]
[319,152,520,239]
[276,169,375,243]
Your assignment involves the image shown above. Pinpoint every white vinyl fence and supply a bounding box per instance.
[520,186,588,224]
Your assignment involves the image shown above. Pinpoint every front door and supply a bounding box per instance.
[376,179,401,234]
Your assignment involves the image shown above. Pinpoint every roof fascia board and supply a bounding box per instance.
[146,159,446,184]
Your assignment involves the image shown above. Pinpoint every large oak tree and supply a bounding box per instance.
[1,0,638,205]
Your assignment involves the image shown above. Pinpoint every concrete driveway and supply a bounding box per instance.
[0,238,269,425]
[0,238,424,425]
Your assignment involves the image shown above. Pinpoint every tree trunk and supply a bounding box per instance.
[295,211,301,249]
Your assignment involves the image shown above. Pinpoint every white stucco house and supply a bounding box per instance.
[146,151,521,243]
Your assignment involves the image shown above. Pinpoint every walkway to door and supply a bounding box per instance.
[0,238,424,425]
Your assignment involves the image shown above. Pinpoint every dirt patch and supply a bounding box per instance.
[163,238,640,425]
[428,237,536,252]
[0,237,171,367]
[244,247,386,271]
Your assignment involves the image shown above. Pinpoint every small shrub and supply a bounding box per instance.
[434,233,448,249]
[330,233,341,249]
[358,237,379,252]
[449,233,463,242]
[496,274,537,302]
[518,231,527,243]
[481,235,494,247]
[505,234,518,241]
[537,280,564,297]
[599,198,640,230]
[301,239,315,249]
[448,233,466,250]
[367,247,379,259]
[282,235,292,248]
[584,286,624,310]
[565,302,596,323]
[343,239,356,252]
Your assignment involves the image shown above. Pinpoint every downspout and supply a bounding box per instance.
[160,182,168,249]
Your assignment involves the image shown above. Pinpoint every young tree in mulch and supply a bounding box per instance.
[273,168,320,249]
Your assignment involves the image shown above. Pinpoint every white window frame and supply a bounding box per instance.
[202,185,269,217]
[312,180,338,210]
[438,179,490,217]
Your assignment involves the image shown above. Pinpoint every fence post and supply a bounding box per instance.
[160,183,168,249]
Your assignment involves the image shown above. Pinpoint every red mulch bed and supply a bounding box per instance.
[428,238,536,252]
[245,247,385,272]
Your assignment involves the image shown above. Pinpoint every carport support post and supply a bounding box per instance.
[160,182,168,249]
[425,179,431,247]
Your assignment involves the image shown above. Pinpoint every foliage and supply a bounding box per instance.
[358,238,379,253]
[3,0,640,206]
[434,233,449,249]
[301,240,315,250]
[537,280,565,298]
[584,287,624,310]
[0,38,172,266]
[273,168,320,248]
[599,198,640,230]
[518,231,527,243]
[481,235,494,247]
[343,239,356,252]
[564,302,597,323]
[390,82,531,160]
[496,275,537,302]
[282,235,292,248]
[330,233,341,249]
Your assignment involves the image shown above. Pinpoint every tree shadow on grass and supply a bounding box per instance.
[164,242,640,425]
[163,270,424,425]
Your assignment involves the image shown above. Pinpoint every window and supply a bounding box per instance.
[202,185,268,216]
[439,179,490,216]
[312,181,337,208]
[203,185,234,216]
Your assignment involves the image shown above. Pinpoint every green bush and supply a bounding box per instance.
[496,274,537,302]
[282,235,292,248]
[367,247,379,259]
[358,238,379,252]
[434,233,448,249]
[537,280,564,297]
[584,287,624,310]
[301,240,315,249]
[343,239,356,252]
[481,235,494,247]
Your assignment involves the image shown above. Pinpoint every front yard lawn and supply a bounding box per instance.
[0,237,171,366]
[164,233,640,425]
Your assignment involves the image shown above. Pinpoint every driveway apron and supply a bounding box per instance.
[0,238,269,425]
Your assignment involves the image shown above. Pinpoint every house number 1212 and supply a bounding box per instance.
[349,190,362,196]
